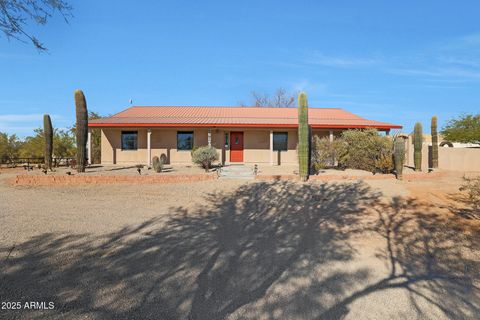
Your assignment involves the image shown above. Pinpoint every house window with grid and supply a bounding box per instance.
[121,131,138,150]
[177,131,194,150]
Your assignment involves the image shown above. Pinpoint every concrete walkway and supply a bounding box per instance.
[218,165,255,179]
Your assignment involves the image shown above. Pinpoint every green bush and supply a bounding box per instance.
[337,129,393,173]
[311,135,344,172]
[191,146,219,172]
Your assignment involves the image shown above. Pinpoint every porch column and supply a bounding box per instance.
[208,129,212,147]
[329,130,334,142]
[147,129,152,166]
[270,130,274,165]
[87,129,92,165]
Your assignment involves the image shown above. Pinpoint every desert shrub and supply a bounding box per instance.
[459,177,480,213]
[152,156,163,173]
[190,145,199,156]
[311,135,345,172]
[337,129,393,173]
[192,146,219,172]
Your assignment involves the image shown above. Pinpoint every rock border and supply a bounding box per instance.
[12,174,217,186]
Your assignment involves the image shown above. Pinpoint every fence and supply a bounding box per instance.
[405,137,480,171]
[0,157,76,168]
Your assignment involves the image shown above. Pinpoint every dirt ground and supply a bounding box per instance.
[0,169,478,319]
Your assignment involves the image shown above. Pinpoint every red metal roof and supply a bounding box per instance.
[89,106,402,130]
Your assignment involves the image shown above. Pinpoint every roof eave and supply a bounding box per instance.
[88,123,402,129]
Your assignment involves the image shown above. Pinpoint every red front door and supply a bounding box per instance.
[230,132,244,162]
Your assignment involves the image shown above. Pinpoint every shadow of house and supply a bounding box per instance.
[0,182,478,319]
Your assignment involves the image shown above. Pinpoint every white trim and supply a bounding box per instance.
[147,129,152,165]
[87,129,92,165]
[270,130,273,165]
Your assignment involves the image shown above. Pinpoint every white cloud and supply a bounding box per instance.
[305,52,379,68]
[291,80,328,94]
[0,113,65,122]
[386,67,480,79]
[0,114,45,122]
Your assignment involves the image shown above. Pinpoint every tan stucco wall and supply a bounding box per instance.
[437,147,480,171]
[100,127,301,165]
[101,128,148,164]
[405,140,480,171]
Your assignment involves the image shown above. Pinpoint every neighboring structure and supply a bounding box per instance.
[88,106,402,166]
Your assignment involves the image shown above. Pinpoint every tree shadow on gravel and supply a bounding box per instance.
[0,181,478,320]
[318,197,480,319]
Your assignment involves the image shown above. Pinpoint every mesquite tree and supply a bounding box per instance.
[0,0,72,51]
[74,89,88,172]
[298,92,309,182]
[43,114,53,170]
[431,116,439,168]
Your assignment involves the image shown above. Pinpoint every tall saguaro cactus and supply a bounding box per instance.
[431,116,439,169]
[75,89,88,172]
[298,92,309,182]
[43,114,53,170]
[414,122,423,172]
[393,137,405,180]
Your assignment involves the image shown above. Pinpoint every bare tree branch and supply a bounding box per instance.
[248,88,297,107]
[0,0,72,51]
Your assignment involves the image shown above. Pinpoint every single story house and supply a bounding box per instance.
[88,106,402,166]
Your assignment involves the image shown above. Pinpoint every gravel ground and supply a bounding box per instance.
[0,170,479,319]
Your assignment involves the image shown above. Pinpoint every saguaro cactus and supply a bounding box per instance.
[298,92,309,182]
[393,137,405,180]
[75,89,88,172]
[414,122,423,172]
[431,116,439,169]
[43,114,53,170]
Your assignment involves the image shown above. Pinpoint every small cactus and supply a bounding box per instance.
[298,92,309,182]
[393,137,405,180]
[152,156,163,173]
[43,114,53,170]
[75,90,88,173]
[414,122,423,172]
[431,116,439,168]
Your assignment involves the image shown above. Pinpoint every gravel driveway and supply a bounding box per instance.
[0,171,479,319]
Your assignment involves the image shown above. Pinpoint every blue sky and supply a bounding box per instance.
[0,0,479,137]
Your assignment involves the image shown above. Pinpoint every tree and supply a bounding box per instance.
[0,0,72,51]
[20,128,44,158]
[54,129,76,158]
[20,128,75,159]
[243,88,296,108]
[0,132,22,162]
[441,114,480,145]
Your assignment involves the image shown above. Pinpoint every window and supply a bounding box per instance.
[273,132,288,151]
[177,131,194,150]
[121,131,138,150]
[225,133,229,147]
